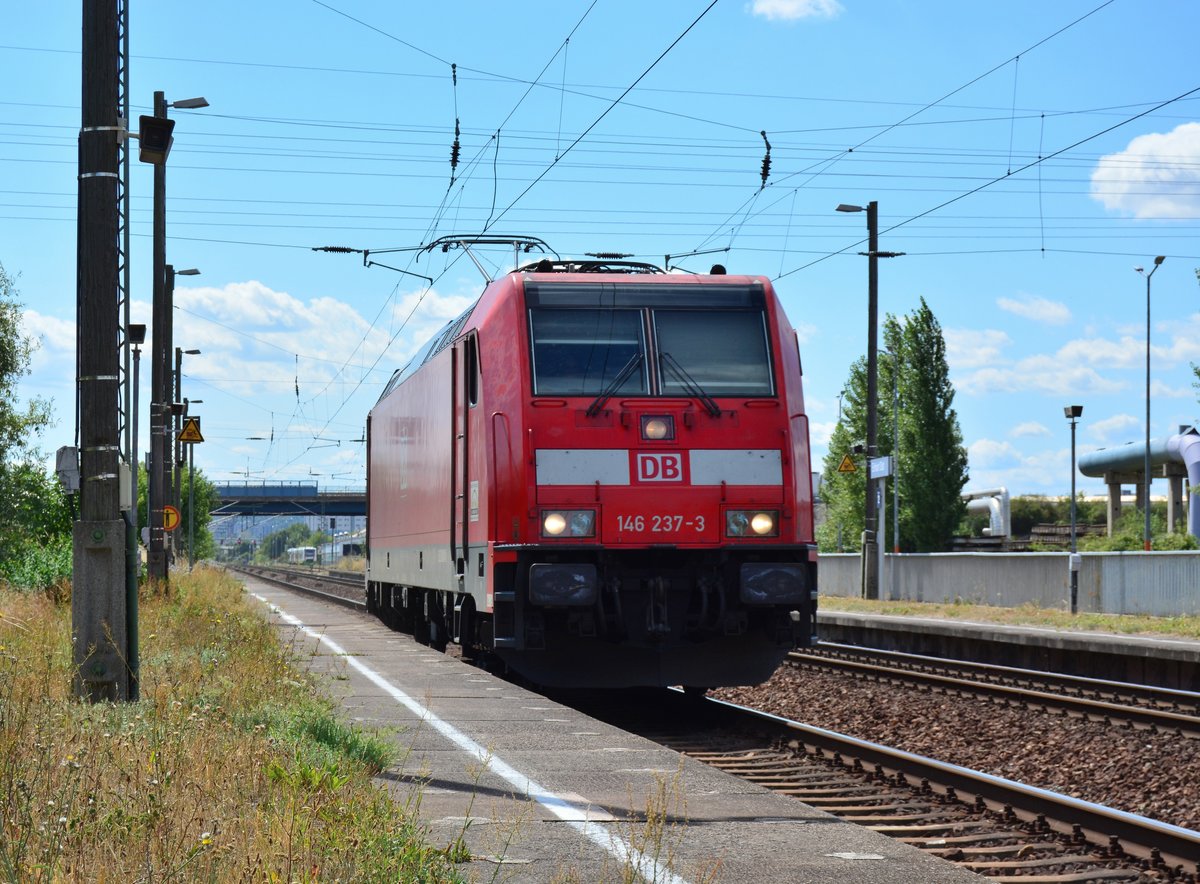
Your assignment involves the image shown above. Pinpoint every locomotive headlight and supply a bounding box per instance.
[750,512,776,535]
[640,415,674,441]
[725,510,778,537]
[541,510,596,538]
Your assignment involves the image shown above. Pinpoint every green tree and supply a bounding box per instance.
[0,263,52,467]
[896,298,969,550]
[817,298,969,553]
[816,357,868,552]
[0,262,64,580]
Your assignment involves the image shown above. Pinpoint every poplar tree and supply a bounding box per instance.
[817,297,968,552]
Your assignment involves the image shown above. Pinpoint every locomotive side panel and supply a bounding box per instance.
[368,346,457,592]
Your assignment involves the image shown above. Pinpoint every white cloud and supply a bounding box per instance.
[1091,122,1200,218]
[968,438,1027,469]
[22,309,74,353]
[944,328,1010,370]
[965,442,1094,496]
[750,0,843,21]
[996,295,1070,325]
[809,419,835,446]
[1010,422,1050,439]
[958,353,1125,397]
[1089,413,1139,443]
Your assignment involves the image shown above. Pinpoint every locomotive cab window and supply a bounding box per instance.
[526,283,775,399]
[529,308,648,396]
[654,309,772,396]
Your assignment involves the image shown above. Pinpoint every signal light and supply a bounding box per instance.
[640,415,674,441]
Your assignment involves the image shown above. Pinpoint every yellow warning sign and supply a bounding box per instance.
[178,416,204,444]
[163,505,181,532]
[836,454,857,473]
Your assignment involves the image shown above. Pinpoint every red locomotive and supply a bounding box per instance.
[366,241,817,688]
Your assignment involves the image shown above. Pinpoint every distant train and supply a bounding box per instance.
[286,546,317,565]
[365,249,817,689]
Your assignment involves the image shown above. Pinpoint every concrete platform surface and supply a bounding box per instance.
[243,575,983,883]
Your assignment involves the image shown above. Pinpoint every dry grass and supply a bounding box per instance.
[819,595,1200,639]
[0,566,465,882]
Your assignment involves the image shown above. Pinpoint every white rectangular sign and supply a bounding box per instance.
[869,455,894,480]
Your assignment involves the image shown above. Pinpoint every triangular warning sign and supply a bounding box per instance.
[836,454,857,473]
[178,416,204,443]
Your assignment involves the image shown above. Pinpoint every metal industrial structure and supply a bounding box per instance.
[1078,426,1200,543]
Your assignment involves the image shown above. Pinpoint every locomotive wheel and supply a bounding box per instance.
[409,590,430,645]
[457,596,478,661]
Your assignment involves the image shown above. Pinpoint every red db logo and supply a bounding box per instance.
[635,452,684,483]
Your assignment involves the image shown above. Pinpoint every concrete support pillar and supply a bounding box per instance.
[1105,478,1122,537]
[1168,474,1183,534]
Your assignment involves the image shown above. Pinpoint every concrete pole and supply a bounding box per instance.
[74,0,129,700]
[863,201,879,599]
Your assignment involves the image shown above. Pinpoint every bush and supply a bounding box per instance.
[0,531,71,592]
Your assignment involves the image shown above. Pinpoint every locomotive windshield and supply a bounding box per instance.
[527,283,774,397]
[528,308,649,396]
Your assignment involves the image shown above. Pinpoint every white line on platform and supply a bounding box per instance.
[252,592,692,884]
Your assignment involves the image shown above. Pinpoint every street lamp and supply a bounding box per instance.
[141,92,207,583]
[1135,256,1165,551]
[836,201,904,599]
[1064,405,1083,614]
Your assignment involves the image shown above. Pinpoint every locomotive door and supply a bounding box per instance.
[450,333,480,581]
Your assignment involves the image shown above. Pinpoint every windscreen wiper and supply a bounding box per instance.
[660,352,721,418]
[585,353,643,417]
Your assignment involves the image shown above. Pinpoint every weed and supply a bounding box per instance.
[0,566,466,882]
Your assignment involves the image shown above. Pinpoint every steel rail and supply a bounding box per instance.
[232,565,366,611]
[806,643,1200,710]
[702,693,1200,871]
[789,648,1200,736]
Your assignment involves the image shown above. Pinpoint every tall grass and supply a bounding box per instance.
[0,566,466,882]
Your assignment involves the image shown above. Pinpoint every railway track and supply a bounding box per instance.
[238,568,1200,879]
[790,644,1200,738]
[232,564,366,610]
[627,693,1200,882]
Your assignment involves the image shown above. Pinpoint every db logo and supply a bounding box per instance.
[635,452,685,483]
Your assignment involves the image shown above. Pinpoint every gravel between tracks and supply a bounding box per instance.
[713,664,1200,831]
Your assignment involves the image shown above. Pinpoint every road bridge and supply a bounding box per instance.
[211,481,365,517]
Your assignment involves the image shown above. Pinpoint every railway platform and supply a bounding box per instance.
[819,610,1200,691]
[240,573,981,883]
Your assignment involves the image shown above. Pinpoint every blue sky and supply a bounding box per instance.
[3,0,1199,498]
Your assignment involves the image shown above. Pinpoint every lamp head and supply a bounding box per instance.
[170,97,209,110]
[1064,405,1084,420]
[137,115,175,164]
[836,203,864,213]
[128,323,147,345]
[1153,255,1165,266]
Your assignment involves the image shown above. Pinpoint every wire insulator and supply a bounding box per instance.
[759,130,772,189]
[450,118,461,171]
